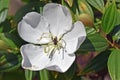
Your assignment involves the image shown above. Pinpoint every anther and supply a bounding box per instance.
[53,37,58,45]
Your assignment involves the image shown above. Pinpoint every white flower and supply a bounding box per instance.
[18,3,86,72]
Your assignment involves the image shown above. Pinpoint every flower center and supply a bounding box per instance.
[38,32,66,60]
[47,38,65,60]
[53,37,58,45]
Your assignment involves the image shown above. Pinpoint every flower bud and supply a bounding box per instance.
[79,1,90,14]
[78,13,94,27]
[65,0,73,7]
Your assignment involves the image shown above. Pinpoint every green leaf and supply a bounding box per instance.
[39,69,49,80]
[25,70,33,80]
[0,19,11,32]
[86,27,97,35]
[86,0,104,13]
[102,3,117,34]
[109,25,120,42]
[81,50,111,75]
[3,33,25,47]
[79,34,109,52]
[116,10,120,26]
[113,28,120,41]
[0,33,18,51]
[108,49,120,80]
[64,63,76,80]
[0,33,17,49]
[108,24,120,42]
[117,3,120,8]
[110,0,120,2]
[0,70,25,80]
[0,52,21,72]
[0,32,24,54]
[0,0,9,10]
[22,0,29,3]
[0,0,9,24]
[14,2,45,23]
[0,32,24,50]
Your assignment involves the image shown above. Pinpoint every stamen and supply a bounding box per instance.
[62,48,64,59]
[37,32,53,43]
[44,46,50,53]
[48,47,55,60]
[39,31,67,60]
[60,39,67,49]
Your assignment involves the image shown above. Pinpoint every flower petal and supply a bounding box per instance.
[63,21,86,53]
[22,12,41,28]
[46,49,75,72]
[18,12,51,44]
[43,3,72,37]
[20,44,50,71]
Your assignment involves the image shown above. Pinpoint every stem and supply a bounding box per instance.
[106,37,119,50]
[39,69,49,80]
[101,31,119,50]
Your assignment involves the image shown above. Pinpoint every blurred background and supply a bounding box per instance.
[0,0,120,80]
[8,0,24,16]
